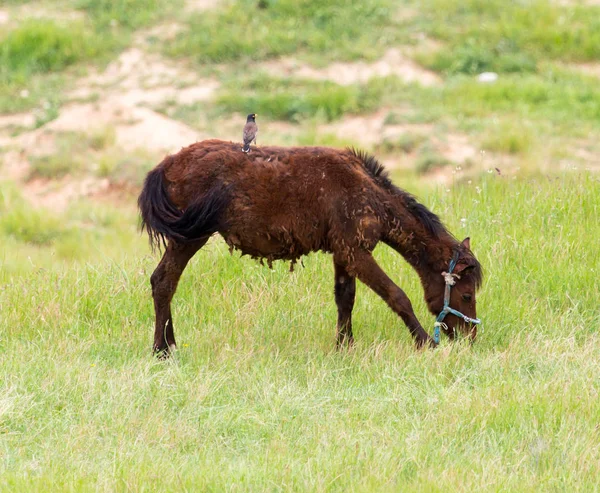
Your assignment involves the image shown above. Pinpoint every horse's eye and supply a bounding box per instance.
[462,293,472,302]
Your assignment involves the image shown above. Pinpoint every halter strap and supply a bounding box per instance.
[432,251,481,344]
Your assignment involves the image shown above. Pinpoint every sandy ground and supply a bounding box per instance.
[259,48,442,87]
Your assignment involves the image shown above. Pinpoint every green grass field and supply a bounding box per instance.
[1,172,599,491]
[2,0,600,490]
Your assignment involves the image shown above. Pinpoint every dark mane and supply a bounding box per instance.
[466,255,484,290]
[349,147,393,188]
[349,148,446,239]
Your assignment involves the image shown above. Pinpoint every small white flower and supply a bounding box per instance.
[20,89,29,98]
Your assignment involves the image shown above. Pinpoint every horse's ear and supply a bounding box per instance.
[455,238,474,274]
[454,238,476,274]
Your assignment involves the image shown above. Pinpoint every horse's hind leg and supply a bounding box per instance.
[334,260,356,347]
[346,251,435,348]
[150,239,207,356]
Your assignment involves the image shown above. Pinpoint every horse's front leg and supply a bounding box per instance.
[334,260,356,347]
[150,239,206,357]
[346,251,435,348]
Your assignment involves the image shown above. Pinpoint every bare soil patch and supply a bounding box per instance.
[1,43,220,209]
[0,112,35,129]
[320,110,433,147]
[22,176,111,212]
[260,48,442,87]
[570,62,600,79]
[186,0,225,12]
[3,46,217,163]
[1,150,31,182]
[45,102,201,153]
[440,134,478,164]
[135,22,186,43]
[2,3,85,26]
[554,0,600,5]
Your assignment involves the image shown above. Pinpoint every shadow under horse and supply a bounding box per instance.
[138,139,483,355]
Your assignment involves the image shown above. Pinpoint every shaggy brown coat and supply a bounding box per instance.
[138,139,482,355]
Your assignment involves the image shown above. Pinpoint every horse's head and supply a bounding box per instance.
[426,237,483,342]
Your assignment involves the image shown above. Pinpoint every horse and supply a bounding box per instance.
[138,139,483,355]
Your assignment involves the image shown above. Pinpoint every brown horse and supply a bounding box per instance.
[138,139,482,355]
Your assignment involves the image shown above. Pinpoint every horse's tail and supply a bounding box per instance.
[137,160,230,252]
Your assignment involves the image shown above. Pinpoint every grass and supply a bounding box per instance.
[215,74,386,123]
[439,71,600,124]
[74,0,182,30]
[415,149,451,174]
[296,128,355,148]
[377,133,427,154]
[0,183,70,245]
[0,19,100,113]
[27,132,93,179]
[418,0,600,75]
[0,0,182,113]
[482,120,535,155]
[0,71,68,115]
[0,181,142,268]
[101,148,159,186]
[165,0,404,64]
[2,2,600,486]
[1,172,599,490]
[26,130,154,185]
[0,20,100,81]
[88,125,117,151]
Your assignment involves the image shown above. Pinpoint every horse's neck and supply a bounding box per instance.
[383,210,456,281]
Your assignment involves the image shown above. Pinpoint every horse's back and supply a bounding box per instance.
[157,139,384,260]
[162,139,374,209]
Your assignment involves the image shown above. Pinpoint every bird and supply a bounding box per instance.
[242,113,258,153]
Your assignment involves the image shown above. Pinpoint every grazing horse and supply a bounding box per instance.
[138,139,482,355]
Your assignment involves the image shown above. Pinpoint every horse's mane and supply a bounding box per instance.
[350,147,483,287]
[348,148,446,239]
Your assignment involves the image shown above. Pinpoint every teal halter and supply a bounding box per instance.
[433,252,481,344]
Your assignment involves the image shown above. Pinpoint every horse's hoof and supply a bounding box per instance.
[335,336,355,350]
[153,346,170,359]
[416,337,437,349]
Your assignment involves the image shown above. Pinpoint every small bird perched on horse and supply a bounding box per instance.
[242,113,258,152]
